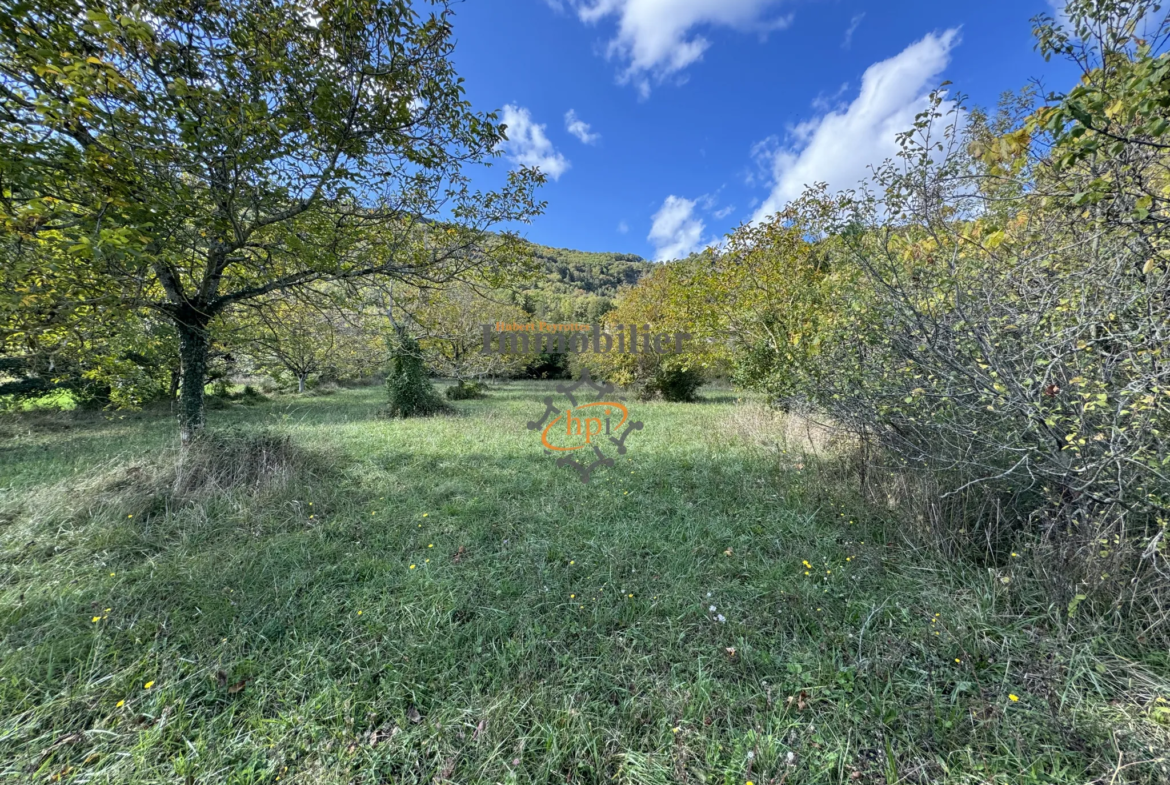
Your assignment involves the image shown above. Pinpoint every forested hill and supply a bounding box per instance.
[511,243,655,323]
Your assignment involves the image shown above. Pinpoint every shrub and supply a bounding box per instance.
[239,385,267,405]
[255,377,280,395]
[644,365,704,402]
[446,380,487,400]
[307,381,341,396]
[768,44,1169,632]
[523,352,571,380]
[384,333,449,417]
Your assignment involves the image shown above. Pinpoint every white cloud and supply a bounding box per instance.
[750,29,960,222]
[811,82,850,113]
[568,0,792,97]
[617,220,629,234]
[841,12,864,49]
[1046,0,1072,26]
[713,204,735,220]
[500,104,570,180]
[565,110,601,144]
[743,134,780,186]
[648,195,706,261]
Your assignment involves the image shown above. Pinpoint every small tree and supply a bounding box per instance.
[401,282,534,382]
[234,293,385,392]
[385,331,448,417]
[584,262,716,398]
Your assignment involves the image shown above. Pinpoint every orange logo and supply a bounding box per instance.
[527,370,643,482]
[541,402,630,451]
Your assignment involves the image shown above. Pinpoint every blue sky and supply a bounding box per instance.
[446,0,1078,260]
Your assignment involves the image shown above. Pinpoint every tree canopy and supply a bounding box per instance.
[0,0,544,438]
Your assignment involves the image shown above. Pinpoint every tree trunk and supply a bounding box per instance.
[175,314,211,445]
[298,373,306,393]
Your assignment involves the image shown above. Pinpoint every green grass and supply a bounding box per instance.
[1,382,1167,784]
[0,389,79,413]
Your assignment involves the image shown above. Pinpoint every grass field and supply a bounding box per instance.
[1,382,1167,784]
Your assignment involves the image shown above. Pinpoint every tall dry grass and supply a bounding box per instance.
[716,400,1170,649]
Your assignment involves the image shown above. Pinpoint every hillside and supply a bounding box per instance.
[511,243,655,323]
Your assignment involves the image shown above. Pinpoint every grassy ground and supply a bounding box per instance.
[1,382,1167,784]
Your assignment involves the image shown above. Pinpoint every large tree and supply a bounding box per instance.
[0,0,543,440]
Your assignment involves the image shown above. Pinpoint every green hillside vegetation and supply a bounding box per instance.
[509,244,654,324]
